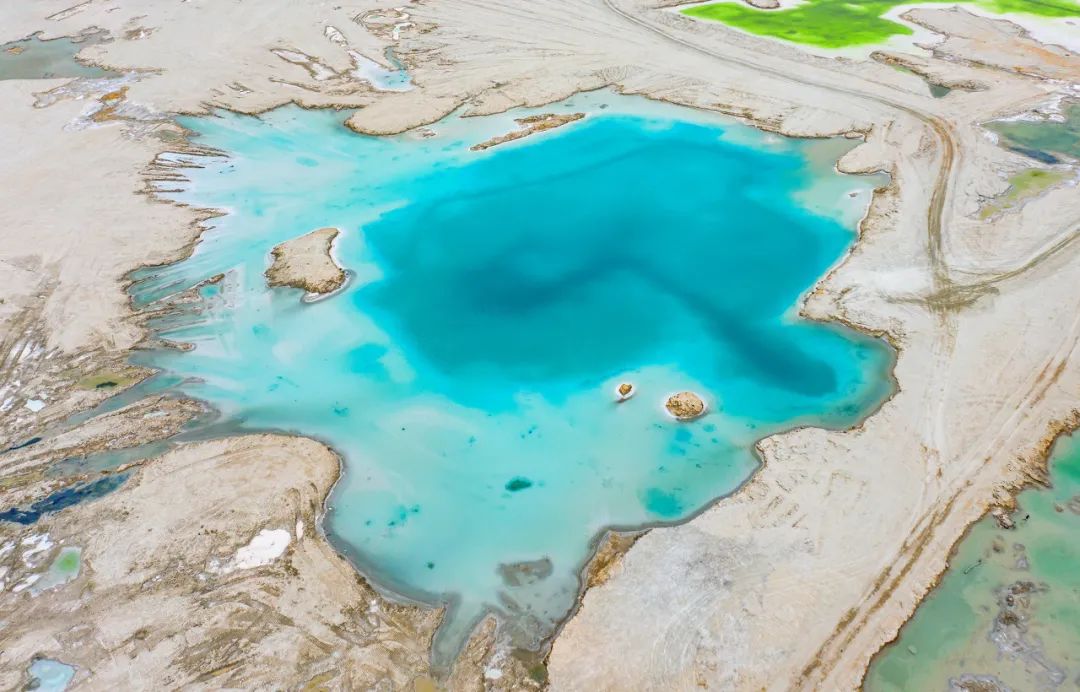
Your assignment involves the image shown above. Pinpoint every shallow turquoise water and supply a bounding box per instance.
[27,658,75,692]
[354,47,411,91]
[132,92,893,663]
[866,432,1080,691]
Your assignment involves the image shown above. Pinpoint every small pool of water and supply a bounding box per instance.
[0,31,111,81]
[866,431,1080,690]
[988,101,1080,165]
[27,658,75,692]
[353,46,411,91]
[132,91,893,664]
[32,546,82,595]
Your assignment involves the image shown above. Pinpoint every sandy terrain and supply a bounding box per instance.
[1,0,1079,689]
[266,227,347,295]
[0,435,441,689]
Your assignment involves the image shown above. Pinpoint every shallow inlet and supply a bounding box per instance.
[866,431,1080,690]
[132,91,894,664]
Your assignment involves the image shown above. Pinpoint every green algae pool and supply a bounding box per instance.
[978,168,1071,219]
[865,431,1080,690]
[683,0,1080,49]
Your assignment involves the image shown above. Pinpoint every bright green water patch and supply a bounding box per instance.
[866,431,1080,690]
[683,0,1080,48]
[131,91,893,665]
[988,101,1080,165]
[31,547,81,594]
[979,168,1071,219]
[0,31,111,81]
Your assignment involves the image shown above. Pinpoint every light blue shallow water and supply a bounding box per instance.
[132,92,893,663]
[27,658,75,692]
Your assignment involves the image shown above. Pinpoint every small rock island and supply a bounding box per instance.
[665,391,707,420]
[265,227,346,295]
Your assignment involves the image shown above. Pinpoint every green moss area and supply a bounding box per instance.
[77,372,138,390]
[683,0,1080,48]
[979,168,1070,219]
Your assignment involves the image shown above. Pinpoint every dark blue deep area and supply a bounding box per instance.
[0,474,128,525]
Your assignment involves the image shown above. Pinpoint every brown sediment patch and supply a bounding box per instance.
[665,391,707,420]
[498,558,554,587]
[584,530,644,589]
[470,112,585,151]
[87,87,130,124]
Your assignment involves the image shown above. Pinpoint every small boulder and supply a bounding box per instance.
[665,391,706,420]
[616,382,635,401]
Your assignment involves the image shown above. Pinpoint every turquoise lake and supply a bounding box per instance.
[131,92,894,663]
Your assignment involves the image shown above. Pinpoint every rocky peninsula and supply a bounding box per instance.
[471,112,585,151]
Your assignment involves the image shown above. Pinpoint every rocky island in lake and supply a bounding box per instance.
[265,227,346,295]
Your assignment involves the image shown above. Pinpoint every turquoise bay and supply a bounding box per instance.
[132,92,893,662]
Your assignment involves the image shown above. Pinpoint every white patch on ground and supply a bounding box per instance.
[25,399,45,412]
[209,529,291,574]
[21,534,53,566]
[12,574,40,593]
[295,519,304,539]
[324,25,348,46]
[271,48,337,81]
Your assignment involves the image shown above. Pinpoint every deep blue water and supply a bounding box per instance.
[0,474,128,525]
[131,92,893,663]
